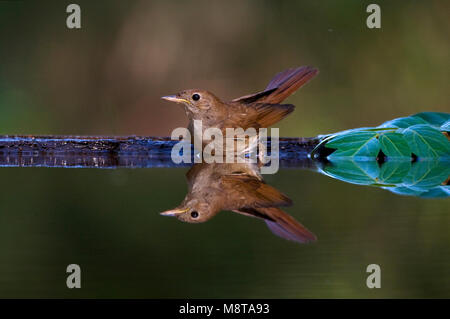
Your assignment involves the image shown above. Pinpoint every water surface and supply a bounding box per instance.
[0,158,448,298]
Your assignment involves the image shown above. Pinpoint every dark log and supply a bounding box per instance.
[0,135,320,169]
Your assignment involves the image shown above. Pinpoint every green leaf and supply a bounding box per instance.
[441,120,450,131]
[378,160,411,184]
[326,131,380,160]
[378,112,450,129]
[312,112,449,198]
[413,112,450,127]
[379,116,427,129]
[384,186,426,197]
[379,132,411,158]
[317,157,449,198]
[386,185,450,198]
[321,160,380,185]
[419,186,450,198]
[402,159,450,189]
[402,124,450,158]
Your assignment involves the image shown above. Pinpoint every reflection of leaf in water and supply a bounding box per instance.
[312,112,449,198]
[403,159,450,189]
[379,132,411,158]
[378,160,411,184]
[402,124,450,158]
[326,131,380,160]
[321,160,379,185]
[319,159,449,198]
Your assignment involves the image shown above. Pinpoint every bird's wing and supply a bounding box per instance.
[220,174,292,209]
[231,66,318,105]
[233,207,317,244]
[224,102,295,129]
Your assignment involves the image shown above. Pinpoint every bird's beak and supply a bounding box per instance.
[160,207,189,217]
[161,95,190,105]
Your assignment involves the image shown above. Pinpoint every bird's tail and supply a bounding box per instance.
[231,66,318,105]
[261,207,317,244]
[261,66,319,104]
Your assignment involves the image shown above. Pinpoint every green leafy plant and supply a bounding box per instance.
[311,112,450,198]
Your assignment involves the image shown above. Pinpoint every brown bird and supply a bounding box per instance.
[162,66,318,148]
[160,163,316,244]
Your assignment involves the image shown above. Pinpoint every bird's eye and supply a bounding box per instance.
[192,93,200,101]
[191,211,199,218]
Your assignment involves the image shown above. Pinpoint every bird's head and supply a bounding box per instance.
[161,89,223,118]
[160,198,217,223]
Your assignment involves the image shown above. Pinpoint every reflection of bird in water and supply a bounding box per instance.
[160,66,318,242]
[162,66,318,158]
[161,163,316,244]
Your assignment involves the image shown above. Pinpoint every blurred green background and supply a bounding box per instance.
[0,0,449,298]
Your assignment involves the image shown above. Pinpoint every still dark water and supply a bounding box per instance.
[0,164,449,298]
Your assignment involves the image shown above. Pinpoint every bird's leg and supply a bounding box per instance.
[257,139,267,166]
